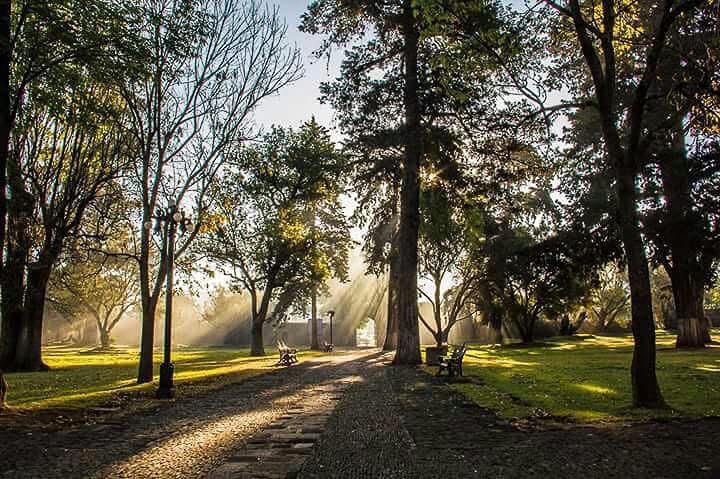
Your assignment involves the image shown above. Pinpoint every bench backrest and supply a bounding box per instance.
[451,344,467,360]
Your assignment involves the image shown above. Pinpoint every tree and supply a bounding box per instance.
[302,0,429,364]
[0,78,133,371]
[477,221,596,343]
[638,8,720,347]
[0,0,142,371]
[202,121,351,355]
[539,0,706,407]
[587,264,631,332]
[49,248,139,349]
[124,0,302,383]
[417,187,482,347]
[302,0,511,363]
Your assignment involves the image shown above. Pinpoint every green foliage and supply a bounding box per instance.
[202,119,352,321]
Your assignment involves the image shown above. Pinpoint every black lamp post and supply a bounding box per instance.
[144,198,191,399]
[327,310,335,348]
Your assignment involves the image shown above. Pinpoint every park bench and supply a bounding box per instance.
[276,339,298,366]
[322,341,334,352]
[437,343,467,378]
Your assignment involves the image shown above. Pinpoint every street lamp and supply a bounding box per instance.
[144,198,191,399]
[327,310,335,349]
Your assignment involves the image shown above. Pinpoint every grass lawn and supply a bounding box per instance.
[424,329,720,422]
[4,346,322,410]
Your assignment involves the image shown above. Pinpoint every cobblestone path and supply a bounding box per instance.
[3,351,720,478]
[0,350,376,479]
[300,358,720,479]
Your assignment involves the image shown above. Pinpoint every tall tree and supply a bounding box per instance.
[302,0,507,363]
[541,0,706,406]
[0,0,141,371]
[1,81,132,370]
[124,0,301,383]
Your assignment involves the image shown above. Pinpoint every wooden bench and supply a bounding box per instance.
[276,339,298,366]
[437,343,467,377]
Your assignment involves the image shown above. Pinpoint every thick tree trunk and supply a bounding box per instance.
[250,318,265,356]
[659,128,710,347]
[137,223,164,384]
[310,286,319,350]
[519,314,535,343]
[393,1,421,365]
[99,327,111,349]
[0,244,24,369]
[0,187,31,370]
[137,296,157,383]
[12,265,51,371]
[383,241,399,351]
[672,265,706,348]
[250,285,272,357]
[616,166,664,407]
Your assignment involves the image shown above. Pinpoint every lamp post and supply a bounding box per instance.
[144,198,191,399]
[327,310,335,349]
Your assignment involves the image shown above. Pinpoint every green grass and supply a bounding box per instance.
[5,346,323,410]
[424,329,720,422]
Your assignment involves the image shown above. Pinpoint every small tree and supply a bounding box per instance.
[587,265,631,332]
[480,227,593,343]
[49,250,139,349]
[417,187,482,347]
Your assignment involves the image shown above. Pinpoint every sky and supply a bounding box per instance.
[251,1,342,135]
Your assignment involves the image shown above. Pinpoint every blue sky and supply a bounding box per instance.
[252,1,342,135]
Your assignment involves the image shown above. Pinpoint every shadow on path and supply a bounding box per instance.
[0,351,375,479]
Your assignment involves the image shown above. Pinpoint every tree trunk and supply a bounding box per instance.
[672,265,706,348]
[519,314,535,343]
[12,265,51,371]
[99,327,111,349]
[433,277,443,347]
[383,240,399,351]
[137,222,164,383]
[0,368,7,409]
[250,318,265,356]
[616,166,664,407]
[0,243,24,369]
[0,184,31,370]
[137,294,158,383]
[393,1,421,365]
[250,285,272,357]
[658,127,710,347]
[310,285,319,350]
[0,0,9,296]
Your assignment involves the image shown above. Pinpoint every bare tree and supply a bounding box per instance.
[122,0,302,383]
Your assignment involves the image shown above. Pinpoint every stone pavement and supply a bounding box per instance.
[3,351,720,478]
[0,350,376,479]
[206,366,361,479]
[299,357,720,479]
